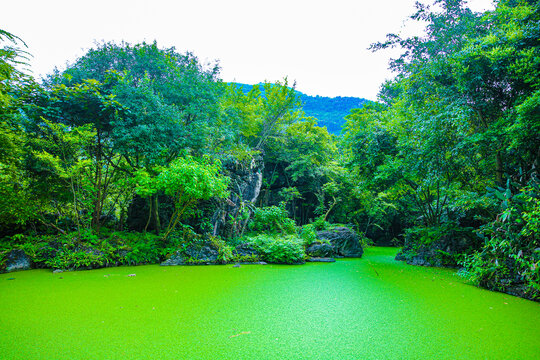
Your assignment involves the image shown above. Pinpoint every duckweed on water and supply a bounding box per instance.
[1,247,539,359]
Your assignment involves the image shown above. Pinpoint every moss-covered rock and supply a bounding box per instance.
[317,227,363,258]
[306,242,334,257]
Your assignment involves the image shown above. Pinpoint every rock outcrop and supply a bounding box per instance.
[317,227,363,258]
[306,242,335,257]
[234,243,259,258]
[395,235,475,268]
[161,241,219,266]
[212,155,264,238]
[184,243,219,263]
[5,250,32,272]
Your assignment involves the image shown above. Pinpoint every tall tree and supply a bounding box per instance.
[0,30,36,230]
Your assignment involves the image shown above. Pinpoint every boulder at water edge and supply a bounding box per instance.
[234,243,259,258]
[161,241,219,266]
[306,242,335,257]
[317,227,363,258]
[5,249,32,272]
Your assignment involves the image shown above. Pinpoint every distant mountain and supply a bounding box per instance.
[232,83,369,134]
[299,93,369,134]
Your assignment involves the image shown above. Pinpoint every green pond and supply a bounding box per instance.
[1,247,539,359]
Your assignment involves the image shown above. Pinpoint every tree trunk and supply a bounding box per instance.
[144,197,152,233]
[153,195,161,235]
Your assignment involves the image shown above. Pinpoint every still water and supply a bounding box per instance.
[1,247,539,359]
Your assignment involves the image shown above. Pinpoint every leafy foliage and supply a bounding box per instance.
[249,205,296,234]
[299,224,318,245]
[464,184,540,300]
[46,250,110,270]
[247,234,305,264]
[158,155,230,239]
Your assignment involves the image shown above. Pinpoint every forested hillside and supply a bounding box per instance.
[234,83,369,134]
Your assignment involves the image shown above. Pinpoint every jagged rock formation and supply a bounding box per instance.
[212,154,264,238]
[234,243,259,258]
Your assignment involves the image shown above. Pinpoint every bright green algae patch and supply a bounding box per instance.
[1,247,539,359]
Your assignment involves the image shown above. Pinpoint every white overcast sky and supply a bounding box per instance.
[2,0,494,100]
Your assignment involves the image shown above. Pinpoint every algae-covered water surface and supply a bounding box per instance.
[1,247,539,359]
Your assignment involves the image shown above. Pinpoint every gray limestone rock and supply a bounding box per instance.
[5,250,32,272]
[306,242,335,257]
[317,227,363,258]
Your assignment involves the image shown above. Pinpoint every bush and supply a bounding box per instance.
[397,223,479,267]
[299,224,318,246]
[312,216,331,231]
[249,205,296,234]
[0,250,7,270]
[404,225,458,246]
[358,233,374,248]
[122,240,164,266]
[231,253,260,263]
[248,234,305,264]
[208,236,234,263]
[46,250,110,270]
[463,186,540,300]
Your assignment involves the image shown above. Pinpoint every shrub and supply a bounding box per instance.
[231,253,260,263]
[312,216,331,231]
[8,234,48,261]
[249,205,296,234]
[248,234,305,264]
[184,256,208,265]
[165,224,200,245]
[397,223,479,267]
[122,239,164,265]
[463,186,540,300]
[358,233,374,248]
[46,250,110,270]
[299,224,318,246]
[0,251,6,270]
[209,236,234,263]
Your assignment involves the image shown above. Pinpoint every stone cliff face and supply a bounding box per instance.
[212,154,264,238]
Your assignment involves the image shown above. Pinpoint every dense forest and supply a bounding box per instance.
[0,0,538,301]
[234,83,369,134]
